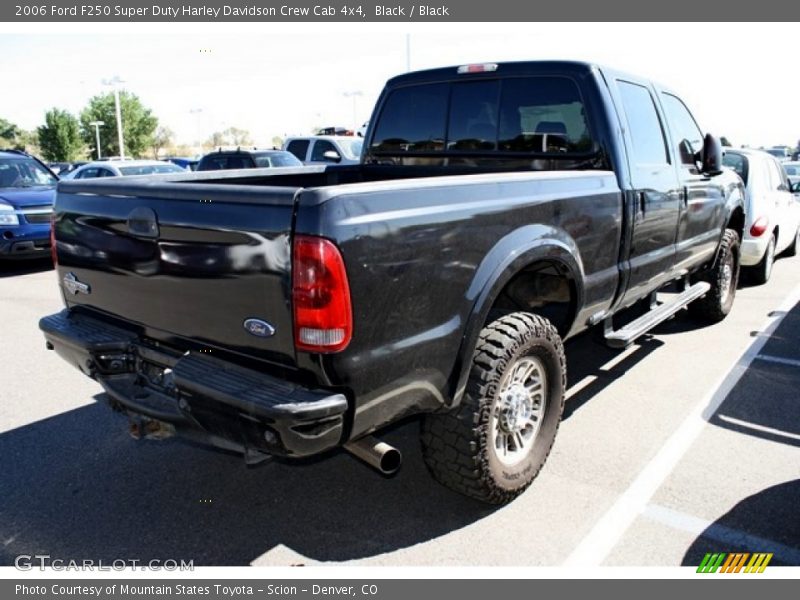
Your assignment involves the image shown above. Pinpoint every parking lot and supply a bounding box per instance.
[1,254,798,568]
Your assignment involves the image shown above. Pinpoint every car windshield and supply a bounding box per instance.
[783,163,800,176]
[254,153,303,168]
[765,148,787,158]
[0,157,57,188]
[118,164,186,176]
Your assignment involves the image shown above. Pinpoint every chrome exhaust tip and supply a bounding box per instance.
[344,435,402,475]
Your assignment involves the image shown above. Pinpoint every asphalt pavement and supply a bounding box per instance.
[0,253,798,567]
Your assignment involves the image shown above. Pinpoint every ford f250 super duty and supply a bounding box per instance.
[40,61,745,504]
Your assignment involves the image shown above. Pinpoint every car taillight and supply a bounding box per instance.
[750,216,769,237]
[292,235,352,353]
[50,212,57,266]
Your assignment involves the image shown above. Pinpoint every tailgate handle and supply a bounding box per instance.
[127,207,159,238]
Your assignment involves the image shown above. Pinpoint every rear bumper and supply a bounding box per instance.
[39,310,348,459]
[741,236,768,266]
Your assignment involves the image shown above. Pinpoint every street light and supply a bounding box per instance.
[102,76,126,159]
[343,90,363,133]
[89,121,104,159]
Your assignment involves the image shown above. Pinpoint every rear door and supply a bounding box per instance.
[659,92,725,272]
[609,77,681,305]
[54,179,299,366]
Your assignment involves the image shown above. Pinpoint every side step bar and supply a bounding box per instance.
[604,281,711,349]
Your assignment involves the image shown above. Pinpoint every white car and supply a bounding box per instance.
[61,159,186,180]
[283,135,363,166]
[722,148,800,283]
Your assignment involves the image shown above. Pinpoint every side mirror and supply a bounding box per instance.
[322,150,342,163]
[791,181,800,194]
[700,133,723,176]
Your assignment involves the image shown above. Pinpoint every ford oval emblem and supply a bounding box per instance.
[243,318,275,338]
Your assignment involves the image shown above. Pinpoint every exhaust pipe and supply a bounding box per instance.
[344,435,402,475]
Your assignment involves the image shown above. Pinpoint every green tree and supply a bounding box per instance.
[37,108,84,162]
[0,117,19,148]
[151,126,174,158]
[79,91,158,158]
[223,126,253,147]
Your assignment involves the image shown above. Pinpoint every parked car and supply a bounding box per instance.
[196,149,302,171]
[41,60,744,505]
[723,148,800,283]
[0,149,57,260]
[64,160,187,179]
[765,146,792,162]
[164,157,199,171]
[283,135,362,165]
[783,161,800,186]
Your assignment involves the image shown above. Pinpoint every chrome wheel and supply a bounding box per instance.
[719,251,734,305]
[490,356,547,466]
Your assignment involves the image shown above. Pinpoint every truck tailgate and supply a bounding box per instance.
[53,181,298,366]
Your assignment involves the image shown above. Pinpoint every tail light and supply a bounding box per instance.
[50,212,57,266]
[750,216,769,237]
[292,235,352,353]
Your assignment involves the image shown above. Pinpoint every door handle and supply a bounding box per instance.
[682,186,689,207]
[640,191,646,214]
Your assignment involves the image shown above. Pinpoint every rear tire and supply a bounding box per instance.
[748,232,775,285]
[689,228,740,323]
[421,312,565,504]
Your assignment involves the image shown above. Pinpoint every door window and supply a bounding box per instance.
[617,81,670,166]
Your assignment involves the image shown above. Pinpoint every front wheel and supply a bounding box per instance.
[420,312,566,504]
[689,228,740,323]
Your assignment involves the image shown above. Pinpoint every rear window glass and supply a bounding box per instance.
[371,77,594,156]
[286,140,310,161]
[254,153,302,168]
[722,152,749,185]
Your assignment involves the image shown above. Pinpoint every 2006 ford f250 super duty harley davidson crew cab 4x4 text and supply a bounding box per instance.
[41,62,744,504]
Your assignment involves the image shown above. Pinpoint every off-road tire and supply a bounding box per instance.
[689,228,740,323]
[420,312,566,504]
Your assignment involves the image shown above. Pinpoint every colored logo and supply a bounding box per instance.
[243,318,275,338]
[696,552,773,573]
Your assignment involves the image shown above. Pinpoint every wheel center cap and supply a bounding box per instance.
[499,385,532,433]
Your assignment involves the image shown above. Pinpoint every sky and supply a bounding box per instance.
[0,23,797,151]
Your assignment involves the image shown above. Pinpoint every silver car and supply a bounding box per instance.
[723,149,800,283]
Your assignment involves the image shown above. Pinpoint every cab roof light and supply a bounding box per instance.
[457,63,498,74]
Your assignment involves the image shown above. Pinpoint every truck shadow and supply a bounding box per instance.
[0,399,492,566]
[0,257,52,278]
[703,299,800,448]
[681,480,800,566]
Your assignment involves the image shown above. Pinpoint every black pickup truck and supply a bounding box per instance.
[40,61,744,504]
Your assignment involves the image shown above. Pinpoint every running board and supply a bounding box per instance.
[604,281,711,349]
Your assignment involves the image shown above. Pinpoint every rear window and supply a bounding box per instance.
[253,152,302,168]
[286,140,310,161]
[722,152,749,185]
[370,76,595,157]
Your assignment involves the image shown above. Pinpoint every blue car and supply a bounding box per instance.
[0,150,58,260]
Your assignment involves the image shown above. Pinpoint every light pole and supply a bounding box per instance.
[102,76,126,159]
[343,90,363,133]
[89,120,104,159]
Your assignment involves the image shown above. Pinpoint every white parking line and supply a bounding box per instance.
[717,414,800,443]
[755,354,800,368]
[563,283,800,567]
[642,503,800,564]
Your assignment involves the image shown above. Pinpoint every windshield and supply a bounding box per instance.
[119,164,186,176]
[254,152,303,168]
[766,148,788,158]
[783,163,800,176]
[0,157,57,188]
